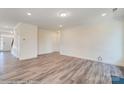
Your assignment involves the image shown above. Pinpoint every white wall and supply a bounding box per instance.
[19,24,38,60]
[120,22,124,66]
[60,18,124,66]
[38,29,59,55]
[11,23,38,60]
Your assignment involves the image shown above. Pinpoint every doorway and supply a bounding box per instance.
[0,32,13,52]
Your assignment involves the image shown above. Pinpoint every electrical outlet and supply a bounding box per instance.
[98,56,102,61]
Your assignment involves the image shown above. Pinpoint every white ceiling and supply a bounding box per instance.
[0,8,124,31]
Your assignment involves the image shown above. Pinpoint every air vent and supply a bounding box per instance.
[113,8,118,12]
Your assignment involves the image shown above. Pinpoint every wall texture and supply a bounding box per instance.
[60,19,124,66]
[38,29,59,55]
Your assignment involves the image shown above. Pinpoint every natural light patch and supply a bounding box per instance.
[0,37,3,50]
[1,34,14,38]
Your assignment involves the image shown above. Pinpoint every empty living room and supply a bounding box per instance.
[0,8,124,84]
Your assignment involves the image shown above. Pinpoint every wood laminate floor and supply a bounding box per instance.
[0,52,124,84]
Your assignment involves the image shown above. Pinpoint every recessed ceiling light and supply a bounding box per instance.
[59,25,63,28]
[27,12,31,16]
[60,13,67,17]
[57,10,70,18]
[102,13,107,16]
[10,31,13,34]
